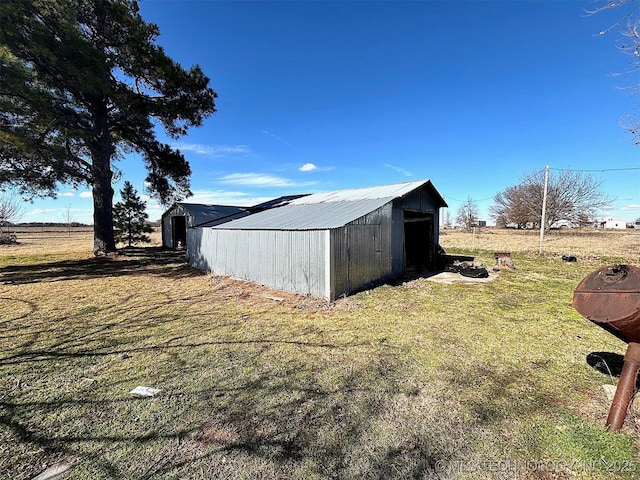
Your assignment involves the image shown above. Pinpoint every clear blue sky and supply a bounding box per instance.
[21,0,640,225]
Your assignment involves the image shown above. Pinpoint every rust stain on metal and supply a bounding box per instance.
[573,264,640,431]
[573,265,640,344]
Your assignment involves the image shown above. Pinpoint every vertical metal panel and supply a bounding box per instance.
[325,230,332,300]
[330,202,394,300]
[188,226,215,272]
[162,215,171,248]
[401,187,439,212]
[391,203,405,275]
[192,228,329,299]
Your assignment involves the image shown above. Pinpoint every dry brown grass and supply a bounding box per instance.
[1,228,640,479]
[0,227,163,261]
[440,228,640,263]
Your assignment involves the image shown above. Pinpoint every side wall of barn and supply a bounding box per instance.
[187,227,330,299]
[330,203,394,300]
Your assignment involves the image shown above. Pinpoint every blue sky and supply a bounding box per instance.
[20,0,640,225]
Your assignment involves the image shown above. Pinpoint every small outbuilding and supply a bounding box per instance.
[161,203,245,249]
[188,179,447,300]
[600,217,628,230]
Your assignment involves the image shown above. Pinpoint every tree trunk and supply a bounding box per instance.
[92,158,116,255]
[90,93,117,256]
[91,131,116,255]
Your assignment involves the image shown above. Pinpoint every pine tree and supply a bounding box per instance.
[0,0,216,255]
[113,181,152,247]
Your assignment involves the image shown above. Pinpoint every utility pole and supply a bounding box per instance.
[539,165,549,255]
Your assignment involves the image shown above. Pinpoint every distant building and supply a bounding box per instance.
[161,196,306,249]
[161,203,246,249]
[550,219,577,230]
[599,218,628,230]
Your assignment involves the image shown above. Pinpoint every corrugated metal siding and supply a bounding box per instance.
[391,203,405,275]
[162,213,173,248]
[186,227,206,270]
[400,188,439,212]
[192,228,329,299]
[331,203,393,299]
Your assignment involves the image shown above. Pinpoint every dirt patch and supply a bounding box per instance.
[421,270,499,285]
[208,274,363,311]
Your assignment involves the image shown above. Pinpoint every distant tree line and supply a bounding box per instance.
[490,169,610,230]
[13,222,90,228]
[453,169,612,231]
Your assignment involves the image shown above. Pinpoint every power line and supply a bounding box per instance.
[443,194,495,203]
[444,165,638,203]
[549,166,640,173]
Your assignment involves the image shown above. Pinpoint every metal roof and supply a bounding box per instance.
[173,203,246,226]
[211,197,394,230]
[210,179,445,231]
[289,180,430,205]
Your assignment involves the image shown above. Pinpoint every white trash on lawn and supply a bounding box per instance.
[129,386,161,397]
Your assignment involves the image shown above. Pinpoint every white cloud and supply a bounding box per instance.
[218,173,314,188]
[384,163,413,177]
[620,204,640,211]
[173,143,251,156]
[186,189,273,207]
[26,208,56,216]
[60,192,75,197]
[79,191,93,198]
[299,163,318,172]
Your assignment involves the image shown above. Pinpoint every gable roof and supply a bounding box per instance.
[211,179,446,231]
[212,198,394,231]
[163,203,246,226]
[192,194,310,228]
[289,179,438,205]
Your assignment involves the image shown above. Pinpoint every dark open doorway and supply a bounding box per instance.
[404,211,433,271]
[171,216,187,248]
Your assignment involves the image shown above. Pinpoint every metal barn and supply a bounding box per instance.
[188,180,447,301]
[161,203,245,249]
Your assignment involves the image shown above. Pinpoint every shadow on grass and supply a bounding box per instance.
[1,278,462,478]
[0,342,462,479]
[0,247,199,284]
[586,351,640,391]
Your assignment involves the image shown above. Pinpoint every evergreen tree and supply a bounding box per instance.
[113,181,152,247]
[0,0,216,255]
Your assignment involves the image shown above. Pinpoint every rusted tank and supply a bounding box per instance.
[573,264,640,431]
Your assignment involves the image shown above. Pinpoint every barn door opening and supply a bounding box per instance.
[171,216,187,248]
[404,212,433,271]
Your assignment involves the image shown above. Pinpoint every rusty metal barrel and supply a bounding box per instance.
[573,264,640,431]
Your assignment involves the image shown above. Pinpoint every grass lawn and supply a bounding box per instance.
[1,228,640,479]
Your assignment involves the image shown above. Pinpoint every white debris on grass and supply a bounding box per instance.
[129,386,161,397]
[31,461,73,480]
